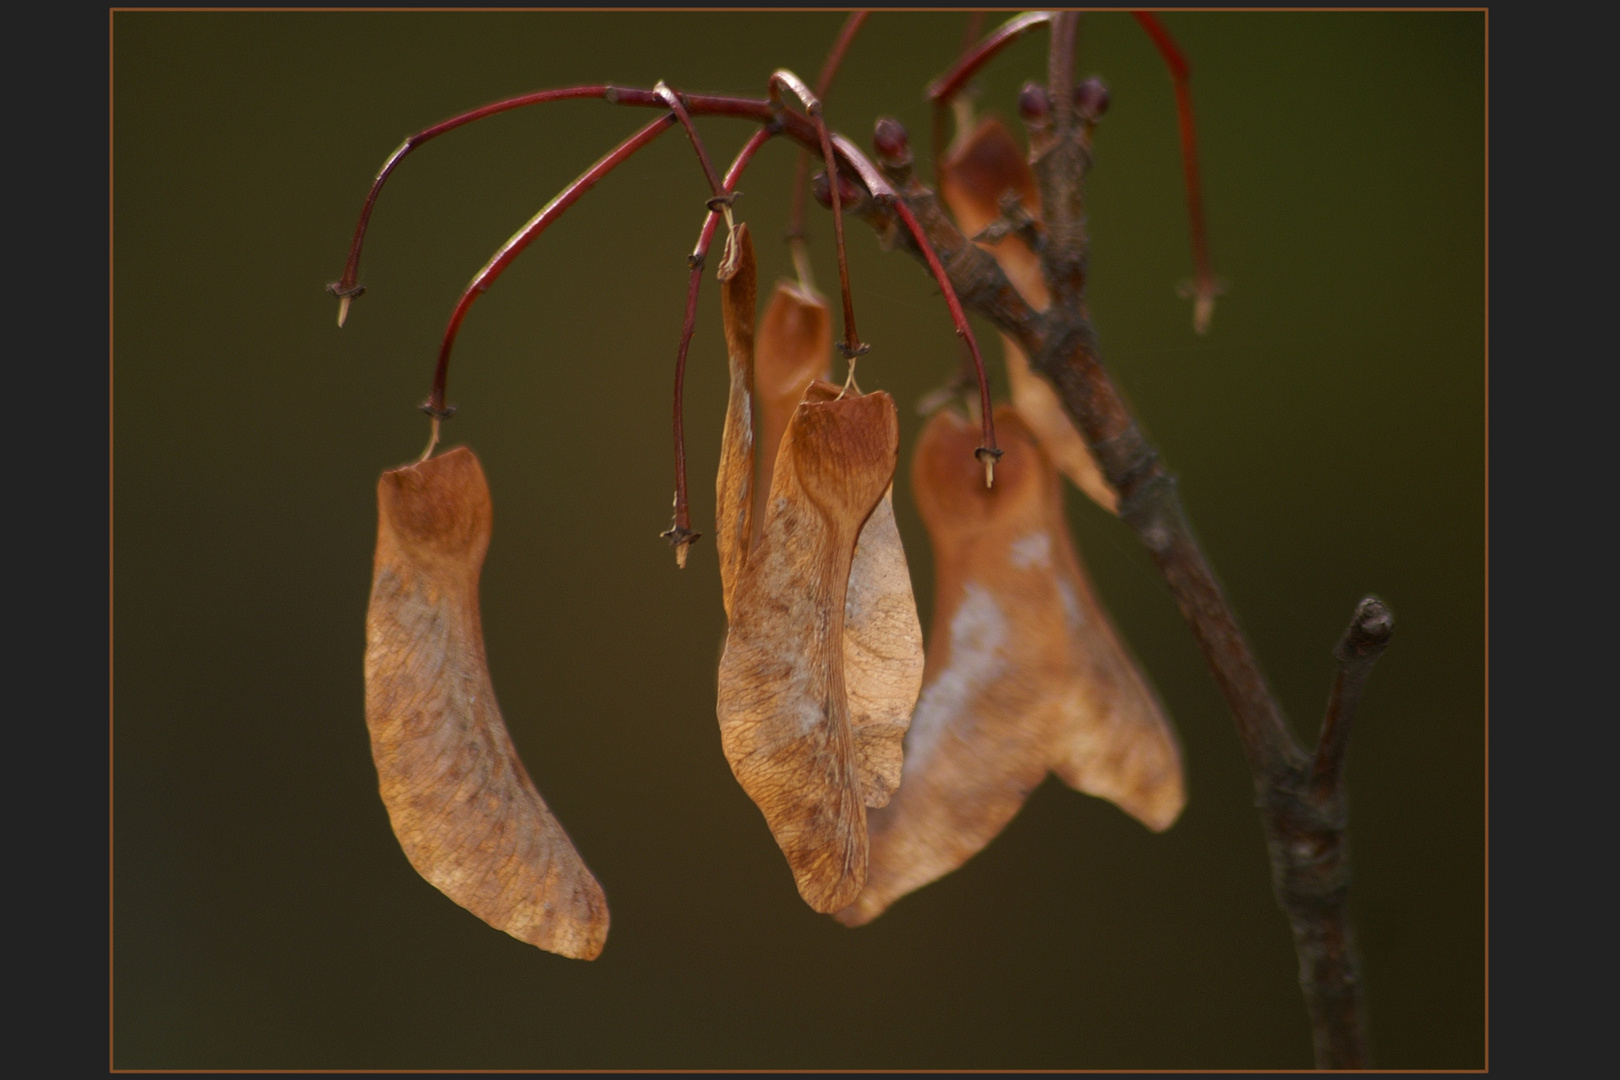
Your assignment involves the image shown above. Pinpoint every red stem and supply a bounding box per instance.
[925,10,1052,227]
[655,82,725,197]
[925,10,1053,105]
[771,70,865,360]
[330,85,609,309]
[1132,11,1216,319]
[669,128,775,541]
[788,10,870,245]
[427,113,676,414]
[887,195,998,464]
[334,84,877,324]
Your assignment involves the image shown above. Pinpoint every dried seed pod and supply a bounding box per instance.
[751,307,921,810]
[365,447,609,959]
[717,387,911,913]
[801,382,925,812]
[837,407,1184,927]
[753,279,832,543]
[713,229,922,910]
[715,223,759,618]
[941,118,1118,515]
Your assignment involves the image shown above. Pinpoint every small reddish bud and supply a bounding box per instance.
[812,169,863,210]
[1075,77,1111,121]
[873,117,911,166]
[1017,81,1050,123]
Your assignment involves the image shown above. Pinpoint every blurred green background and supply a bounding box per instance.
[112,10,1484,1070]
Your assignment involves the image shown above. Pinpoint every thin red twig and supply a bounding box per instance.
[333,83,879,327]
[888,197,999,482]
[926,10,1053,105]
[655,82,725,197]
[771,70,866,362]
[925,10,1052,214]
[960,11,987,54]
[328,85,609,324]
[426,114,676,416]
[665,128,775,558]
[1132,10,1219,332]
[788,10,870,248]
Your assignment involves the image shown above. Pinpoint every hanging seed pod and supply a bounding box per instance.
[717,387,911,912]
[714,224,759,618]
[941,117,1118,515]
[837,406,1183,927]
[365,447,609,959]
[714,223,922,912]
[801,381,924,812]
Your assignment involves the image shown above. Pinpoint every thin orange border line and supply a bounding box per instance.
[106,9,1490,1072]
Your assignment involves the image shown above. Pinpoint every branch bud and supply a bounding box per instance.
[811,169,864,211]
[1017,81,1050,125]
[1075,77,1111,122]
[873,117,912,171]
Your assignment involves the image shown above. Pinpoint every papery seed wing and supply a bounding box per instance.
[841,485,924,809]
[941,118,1117,515]
[716,391,898,913]
[838,408,1181,927]
[941,117,1048,307]
[365,447,609,959]
[797,382,924,812]
[753,280,832,544]
[715,224,759,619]
[1043,480,1185,832]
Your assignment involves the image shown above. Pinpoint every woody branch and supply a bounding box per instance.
[852,11,1389,1069]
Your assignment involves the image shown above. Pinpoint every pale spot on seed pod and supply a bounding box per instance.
[1058,578,1087,632]
[1008,531,1051,570]
[904,582,1007,774]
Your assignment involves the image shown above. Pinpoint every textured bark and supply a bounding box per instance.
[364,447,608,960]
[838,407,1182,927]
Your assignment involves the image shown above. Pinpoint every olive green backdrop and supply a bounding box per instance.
[112,10,1485,1070]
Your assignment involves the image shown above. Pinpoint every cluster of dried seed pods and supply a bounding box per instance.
[707,199,1181,924]
[356,116,1188,958]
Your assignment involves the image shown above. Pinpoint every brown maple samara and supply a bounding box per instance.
[838,406,1184,927]
[365,447,609,959]
[713,223,923,913]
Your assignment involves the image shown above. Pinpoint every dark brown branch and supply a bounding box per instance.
[868,15,1380,1066]
[1312,597,1394,796]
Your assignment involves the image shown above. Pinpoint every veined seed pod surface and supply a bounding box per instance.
[714,220,922,913]
[838,406,1183,927]
[365,446,609,960]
